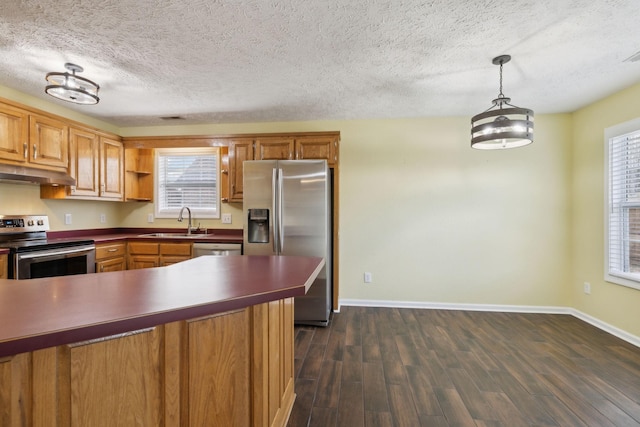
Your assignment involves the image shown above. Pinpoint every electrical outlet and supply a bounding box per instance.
[221,213,232,224]
[100,213,106,224]
[64,213,72,225]
[364,272,372,283]
[583,282,591,295]
[147,213,154,223]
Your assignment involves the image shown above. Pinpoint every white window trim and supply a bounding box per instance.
[604,117,640,290]
[154,147,221,220]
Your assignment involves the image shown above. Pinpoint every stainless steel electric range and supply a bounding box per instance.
[0,215,95,280]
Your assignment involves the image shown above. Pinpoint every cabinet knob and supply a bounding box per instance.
[221,169,229,174]
[23,142,28,159]
[33,144,38,159]
[221,197,229,203]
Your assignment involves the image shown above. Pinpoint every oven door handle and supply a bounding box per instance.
[16,245,96,261]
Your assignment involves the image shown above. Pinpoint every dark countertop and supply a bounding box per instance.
[47,227,243,244]
[0,255,323,358]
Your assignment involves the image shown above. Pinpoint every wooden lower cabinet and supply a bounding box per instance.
[128,241,192,269]
[0,254,7,279]
[95,242,126,272]
[0,298,295,427]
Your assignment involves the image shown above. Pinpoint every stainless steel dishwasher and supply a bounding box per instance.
[192,242,242,257]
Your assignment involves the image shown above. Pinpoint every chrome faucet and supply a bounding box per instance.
[177,206,193,234]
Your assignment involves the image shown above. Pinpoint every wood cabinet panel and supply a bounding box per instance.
[69,127,100,197]
[0,300,295,427]
[128,256,158,270]
[187,310,250,426]
[128,241,192,269]
[96,242,126,260]
[97,256,126,273]
[228,138,254,202]
[0,103,29,164]
[29,114,69,170]
[160,243,191,257]
[255,138,294,160]
[0,254,7,279]
[100,136,124,200]
[96,242,127,273]
[295,136,338,166]
[129,241,160,255]
[251,298,295,427]
[0,353,31,426]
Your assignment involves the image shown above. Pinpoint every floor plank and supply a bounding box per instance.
[287,307,640,427]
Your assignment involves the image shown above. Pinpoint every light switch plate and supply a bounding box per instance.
[64,213,72,225]
[221,213,232,224]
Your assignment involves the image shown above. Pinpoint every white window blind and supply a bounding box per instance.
[155,148,219,219]
[607,127,640,289]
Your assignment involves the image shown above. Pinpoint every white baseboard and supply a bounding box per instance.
[338,299,640,348]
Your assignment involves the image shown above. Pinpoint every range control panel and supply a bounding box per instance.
[0,215,50,233]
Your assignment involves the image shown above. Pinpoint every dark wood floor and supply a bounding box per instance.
[287,306,640,427]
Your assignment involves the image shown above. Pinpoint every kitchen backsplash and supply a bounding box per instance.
[0,182,243,230]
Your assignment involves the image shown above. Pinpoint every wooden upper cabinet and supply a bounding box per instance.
[68,127,100,197]
[295,136,338,166]
[100,136,124,200]
[29,114,69,170]
[0,103,29,164]
[255,138,294,160]
[228,138,254,202]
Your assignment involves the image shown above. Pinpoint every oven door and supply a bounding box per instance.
[14,244,96,280]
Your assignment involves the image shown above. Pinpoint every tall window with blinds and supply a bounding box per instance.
[155,148,220,219]
[607,123,640,290]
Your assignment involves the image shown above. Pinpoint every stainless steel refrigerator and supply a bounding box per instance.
[243,160,332,326]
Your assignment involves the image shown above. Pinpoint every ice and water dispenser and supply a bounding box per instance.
[247,209,269,243]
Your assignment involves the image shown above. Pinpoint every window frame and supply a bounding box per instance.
[154,147,220,220]
[605,117,640,290]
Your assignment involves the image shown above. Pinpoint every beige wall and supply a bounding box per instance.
[1,81,639,338]
[121,115,573,307]
[571,81,640,337]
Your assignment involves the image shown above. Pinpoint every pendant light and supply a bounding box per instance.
[45,63,100,105]
[471,55,533,149]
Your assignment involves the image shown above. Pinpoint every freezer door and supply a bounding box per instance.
[243,160,277,255]
[278,160,328,259]
[280,160,332,325]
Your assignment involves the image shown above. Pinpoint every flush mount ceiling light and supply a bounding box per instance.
[45,63,100,105]
[471,55,533,149]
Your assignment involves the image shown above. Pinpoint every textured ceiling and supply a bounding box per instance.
[0,0,639,127]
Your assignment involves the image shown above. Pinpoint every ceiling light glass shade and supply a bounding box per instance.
[471,103,534,149]
[471,55,533,149]
[45,63,99,105]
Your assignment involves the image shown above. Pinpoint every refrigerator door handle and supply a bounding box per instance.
[272,167,278,253]
[278,167,285,253]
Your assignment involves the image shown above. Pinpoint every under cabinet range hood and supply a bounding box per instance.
[0,164,76,186]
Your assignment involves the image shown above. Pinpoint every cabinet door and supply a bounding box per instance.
[0,103,29,164]
[29,114,69,170]
[160,256,191,267]
[97,257,127,273]
[100,136,124,200]
[255,138,294,160]
[295,136,338,166]
[69,127,100,197]
[0,253,7,279]
[128,255,158,270]
[228,138,254,202]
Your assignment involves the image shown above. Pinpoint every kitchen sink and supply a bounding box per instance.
[138,233,210,238]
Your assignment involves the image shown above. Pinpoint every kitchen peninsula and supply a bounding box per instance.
[0,255,324,426]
